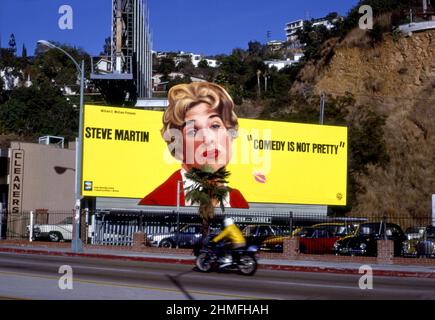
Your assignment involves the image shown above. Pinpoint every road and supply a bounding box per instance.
[0,252,434,300]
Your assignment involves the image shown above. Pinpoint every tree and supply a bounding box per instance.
[326,12,339,22]
[197,59,209,68]
[32,42,90,90]
[296,22,332,61]
[0,82,78,139]
[8,34,16,55]
[185,166,232,246]
[247,41,266,58]
[101,37,111,56]
[0,77,5,104]
[22,44,27,58]
[167,75,192,91]
[0,48,23,89]
[176,60,195,74]
[156,57,176,76]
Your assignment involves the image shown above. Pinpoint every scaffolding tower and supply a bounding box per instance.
[91,0,152,98]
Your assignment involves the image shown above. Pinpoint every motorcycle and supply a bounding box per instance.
[195,241,259,276]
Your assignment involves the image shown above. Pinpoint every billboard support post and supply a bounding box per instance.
[29,211,34,242]
[176,180,181,248]
[432,194,435,227]
[0,203,3,240]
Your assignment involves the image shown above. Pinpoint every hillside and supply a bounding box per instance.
[292,29,435,220]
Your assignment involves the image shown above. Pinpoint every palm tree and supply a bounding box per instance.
[184,165,232,246]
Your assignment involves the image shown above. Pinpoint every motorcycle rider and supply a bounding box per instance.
[211,218,246,264]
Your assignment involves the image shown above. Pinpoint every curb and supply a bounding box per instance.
[1,247,434,279]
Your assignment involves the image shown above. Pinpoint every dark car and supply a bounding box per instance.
[242,225,289,246]
[147,224,213,248]
[415,226,435,258]
[334,222,406,257]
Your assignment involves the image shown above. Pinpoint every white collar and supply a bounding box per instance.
[180,168,230,207]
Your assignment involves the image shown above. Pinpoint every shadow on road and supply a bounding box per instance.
[166,269,197,300]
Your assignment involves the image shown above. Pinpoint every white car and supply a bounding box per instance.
[27,217,73,242]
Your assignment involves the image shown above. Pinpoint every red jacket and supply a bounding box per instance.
[138,170,249,208]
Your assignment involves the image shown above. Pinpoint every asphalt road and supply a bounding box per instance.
[0,252,434,300]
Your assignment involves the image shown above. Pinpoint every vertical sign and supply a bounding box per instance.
[9,150,24,214]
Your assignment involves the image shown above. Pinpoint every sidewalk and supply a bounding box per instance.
[1,242,435,279]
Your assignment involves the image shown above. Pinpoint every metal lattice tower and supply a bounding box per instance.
[91,0,152,98]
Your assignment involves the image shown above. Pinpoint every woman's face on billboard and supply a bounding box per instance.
[182,103,232,171]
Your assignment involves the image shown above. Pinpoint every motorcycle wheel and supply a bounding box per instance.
[238,255,257,276]
[196,253,212,272]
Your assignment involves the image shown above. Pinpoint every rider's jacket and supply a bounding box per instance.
[212,224,246,246]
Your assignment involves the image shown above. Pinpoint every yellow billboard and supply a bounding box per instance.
[82,104,347,206]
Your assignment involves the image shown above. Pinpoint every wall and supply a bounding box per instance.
[8,141,75,213]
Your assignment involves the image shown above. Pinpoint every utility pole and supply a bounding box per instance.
[256,70,262,98]
[319,92,325,125]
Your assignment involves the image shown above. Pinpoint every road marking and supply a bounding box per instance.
[0,270,269,300]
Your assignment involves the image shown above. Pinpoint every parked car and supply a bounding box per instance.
[402,238,419,257]
[242,225,289,247]
[147,224,216,248]
[334,222,406,257]
[27,217,73,242]
[290,222,357,237]
[415,226,435,258]
[298,227,344,254]
[312,222,357,237]
[404,226,426,240]
[261,222,355,253]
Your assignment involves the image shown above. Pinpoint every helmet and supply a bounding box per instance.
[224,218,234,227]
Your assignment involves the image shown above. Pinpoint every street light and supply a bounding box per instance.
[37,40,85,253]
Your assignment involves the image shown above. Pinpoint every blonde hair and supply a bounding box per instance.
[162,82,239,144]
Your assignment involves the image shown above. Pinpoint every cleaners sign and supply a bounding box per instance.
[8,149,24,214]
[82,105,347,205]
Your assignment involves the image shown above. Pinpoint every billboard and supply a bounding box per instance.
[82,104,347,206]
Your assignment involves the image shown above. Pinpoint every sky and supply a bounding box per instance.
[0,0,359,57]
